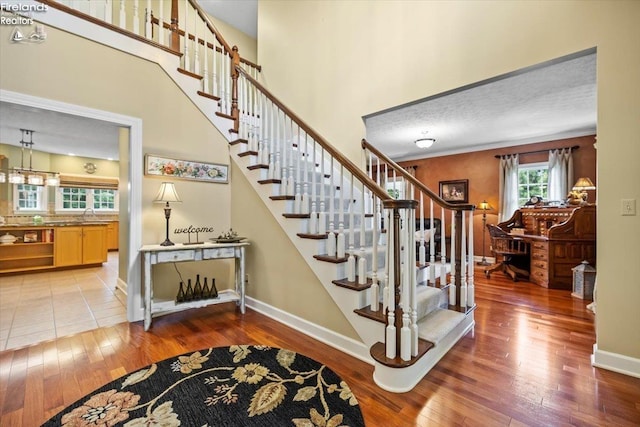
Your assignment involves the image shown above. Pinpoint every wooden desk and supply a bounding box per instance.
[499,205,596,289]
[140,241,249,330]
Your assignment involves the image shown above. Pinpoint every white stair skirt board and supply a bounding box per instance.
[372,314,475,393]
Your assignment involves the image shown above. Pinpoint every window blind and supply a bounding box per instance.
[59,174,119,190]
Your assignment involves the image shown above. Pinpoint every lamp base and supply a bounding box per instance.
[160,239,175,246]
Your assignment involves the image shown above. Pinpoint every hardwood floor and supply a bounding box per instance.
[1,267,639,426]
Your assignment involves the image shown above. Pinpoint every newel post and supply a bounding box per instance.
[231,45,241,133]
[454,210,463,305]
[169,0,180,52]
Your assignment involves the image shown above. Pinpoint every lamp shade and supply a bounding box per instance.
[153,182,182,203]
[478,200,493,211]
[415,138,435,149]
[572,177,596,191]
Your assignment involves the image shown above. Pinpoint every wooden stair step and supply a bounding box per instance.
[238,150,257,157]
[370,338,434,368]
[177,67,203,80]
[216,111,234,120]
[332,276,373,291]
[258,179,282,184]
[197,90,220,101]
[313,254,348,263]
[230,138,248,146]
[354,302,385,322]
[247,164,268,170]
[297,232,328,240]
[270,195,294,201]
[283,213,310,219]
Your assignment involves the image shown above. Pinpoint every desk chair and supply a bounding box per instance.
[484,224,530,282]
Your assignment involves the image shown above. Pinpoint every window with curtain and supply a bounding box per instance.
[518,162,549,206]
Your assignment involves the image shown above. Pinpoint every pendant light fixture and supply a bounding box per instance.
[2,129,61,186]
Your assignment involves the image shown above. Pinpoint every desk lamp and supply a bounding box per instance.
[572,177,596,204]
[477,200,493,266]
[154,182,182,246]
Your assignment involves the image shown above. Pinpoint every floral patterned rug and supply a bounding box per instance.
[43,345,366,426]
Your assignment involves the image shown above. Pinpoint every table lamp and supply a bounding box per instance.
[477,200,493,266]
[154,182,182,246]
[572,177,596,204]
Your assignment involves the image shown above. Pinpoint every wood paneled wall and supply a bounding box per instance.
[398,135,597,259]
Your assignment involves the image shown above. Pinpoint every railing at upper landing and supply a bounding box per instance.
[37,0,261,118]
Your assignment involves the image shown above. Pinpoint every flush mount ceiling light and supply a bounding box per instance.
[415,137,435,149]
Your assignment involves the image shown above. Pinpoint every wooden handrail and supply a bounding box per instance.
[236,67,393,203]
[362,139,475,212]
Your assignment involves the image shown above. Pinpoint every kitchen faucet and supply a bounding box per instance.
[82,207,96,220]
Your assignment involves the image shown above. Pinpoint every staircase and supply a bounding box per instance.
[29,0,476,393]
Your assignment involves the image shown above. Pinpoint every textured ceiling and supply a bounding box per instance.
[199,0,258,38]
[364,52,597,161]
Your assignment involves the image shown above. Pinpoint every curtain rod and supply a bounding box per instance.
[494,145,579,159]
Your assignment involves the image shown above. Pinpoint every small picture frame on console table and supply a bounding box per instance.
[145,154,228,184]
[439,179,469,204]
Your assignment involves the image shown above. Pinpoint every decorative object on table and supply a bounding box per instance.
[202,277,211,299]
[211,278,218,298]
[567,177,596,205]
[33,215,44,225]
[153,182,182,246]
[212,228,244,243]
[193,274,203,299]
[439,179,469,204]
[572,260,596,301]
[476,200,493,266]
[525,195,544,206]
[0,233,17,245]
[184,278,194,302]
[176,281,186,303]
[145,154,228,184]
[42,346,365,427]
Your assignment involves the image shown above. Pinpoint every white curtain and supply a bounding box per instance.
[498,154,519,222]
[548,148,574,201]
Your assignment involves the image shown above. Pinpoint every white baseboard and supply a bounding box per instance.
[473,255,495,265]
[245,296,372,364]
[116,278,128,295]
[592,344,640,379]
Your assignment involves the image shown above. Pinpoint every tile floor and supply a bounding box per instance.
[0,251,127,352]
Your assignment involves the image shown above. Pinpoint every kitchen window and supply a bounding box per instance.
[56,187,118,212]
[12,184,48,213]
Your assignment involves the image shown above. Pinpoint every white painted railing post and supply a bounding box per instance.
[347,173,356,281]
[145,0,152,39]
[401,207,411,361]
[440,207,447,286]
[105,0,113,25]
[336,165,346,258]
[460,211,467,308]
[468,209,474,307]
[326,156,336,257]
[385,209,396,359]
[119,0,126,30]
[449,210,456,306]
[132,0,140,35]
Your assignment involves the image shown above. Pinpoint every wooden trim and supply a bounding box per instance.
[236,67,392,202]
[494,145,580,159]
[197,91,220,101]
[177,68,203,80]
[362,139,475,211]
[37,1,182,57]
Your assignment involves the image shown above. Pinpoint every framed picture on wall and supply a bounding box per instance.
[145,154,228,184]
[439,179,469,203]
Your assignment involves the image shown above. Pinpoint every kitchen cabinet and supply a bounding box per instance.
[106,221,119,251]
[0,226,55,274]
[55,225,107,267]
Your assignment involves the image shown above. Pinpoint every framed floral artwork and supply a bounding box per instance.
[145,154,228,184]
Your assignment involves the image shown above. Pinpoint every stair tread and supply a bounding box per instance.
[332,276,373,291]
[297,232,328,240]
[313,254,348,263]
[416,308,467,345]
[370,339,434,368]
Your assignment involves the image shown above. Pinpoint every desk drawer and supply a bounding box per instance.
[157,250,195,263]
[531,248,548,262]
[203,247,235,259]
[531,259,548,271]
[530,267,549,286]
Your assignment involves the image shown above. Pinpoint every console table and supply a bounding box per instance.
[140,241,249,330]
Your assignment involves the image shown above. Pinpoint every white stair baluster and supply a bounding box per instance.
[119,0,126,30]
[318,147,327,234]
[301,134,310,215]
[440,207,447,285]
[347,172,356,281]
[429,199,436,285]
[419,193,426,266]
[449,210,456,306]
[202,33,209,93]
[105,0,113,25]
[326,156,336,257]
[358,181,367,285]
[145,0,151,38]
[308,138,318,234]
[410,208,419,357]
[294,125,302,214]
[286,117,295,196]
[132,0,140,34]
[401,208,411,361]
[460,211,467,308]
[336,165,345,258]
[193,12,200,76]
[183,0,189,72]
[468,209,474,307]
[385,210,396,359]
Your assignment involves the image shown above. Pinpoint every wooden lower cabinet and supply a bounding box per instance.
[55,225,107,267]
[106,221,119,251]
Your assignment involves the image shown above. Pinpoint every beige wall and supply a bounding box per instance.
[255,1,640,361]
[0,23,234,295]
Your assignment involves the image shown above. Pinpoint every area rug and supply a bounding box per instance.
[43,345,365,426]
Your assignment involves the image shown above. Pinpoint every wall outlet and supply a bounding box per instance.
[622,199,636,216]
[245,274,250,283]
